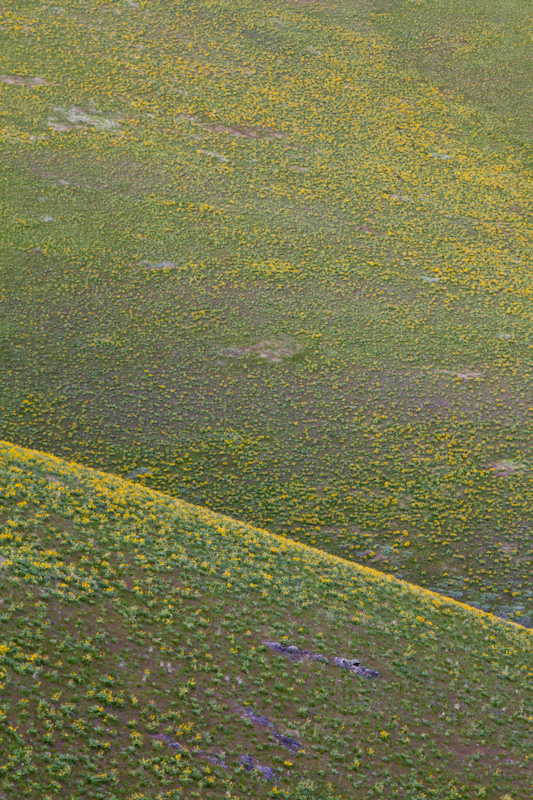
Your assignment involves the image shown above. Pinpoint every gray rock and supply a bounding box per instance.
[272,731,304,753]
[161,735,185,751]
[334,657,360,670]
[264,641,287,653]
[241,754,277,782]
[160,735,228,768]
[237,707,303,753]
[263,640,378,677]
[239,706,271,727]
[352,666,380,679]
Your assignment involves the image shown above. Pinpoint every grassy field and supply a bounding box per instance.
[0,0,532,627]
[0,441,531,799]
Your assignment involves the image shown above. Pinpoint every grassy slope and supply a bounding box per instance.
[0,441,532,800]
[0,0,532,622]
[370,0,533,145]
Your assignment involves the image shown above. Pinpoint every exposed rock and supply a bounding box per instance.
[353,665,381,678]
[272,731,304,753]
[333,655,380,678]
[236,706,304,753]
[264,641,323,660]
[264,641,380,678]
[159,734,228,767]
[240,754,277,782]
[334,657,360,670]
[238,706,271,727]
[160,734,185,751]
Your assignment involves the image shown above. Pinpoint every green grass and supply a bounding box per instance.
[0,441,531,799]
[0,0,532,623]
[370,0,533,145]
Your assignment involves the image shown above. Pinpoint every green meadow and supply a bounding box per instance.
[1,2,533,795]
[0,0,532,624]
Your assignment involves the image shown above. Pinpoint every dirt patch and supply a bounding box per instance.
[499,543,517,555]
[221,337,302,364]
[139,260,178,270]
[1,75,48,87]
[436,369,483,380]
[45,474,64,485]
[199,149,229,162]
[488,460,526,478]
[179,112,282,141]
[48,107,122,133]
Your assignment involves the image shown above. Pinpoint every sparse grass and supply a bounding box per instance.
[0,441,531,799]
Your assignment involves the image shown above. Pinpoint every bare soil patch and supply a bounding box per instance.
[179,113,283,140]
[48,106,122,133]
[488,460,527,478]
[0,75,48,86]
[221,336,302,364]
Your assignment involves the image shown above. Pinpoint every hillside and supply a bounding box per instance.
[0,441,531,800]
[1,0,533,624]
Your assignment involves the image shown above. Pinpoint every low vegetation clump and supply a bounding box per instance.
[0,441,531,799]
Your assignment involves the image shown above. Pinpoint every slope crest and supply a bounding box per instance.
[0,441,531,800]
